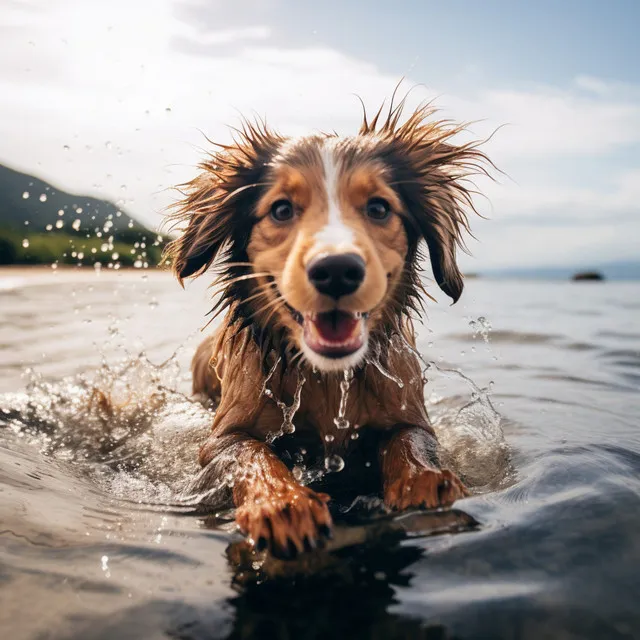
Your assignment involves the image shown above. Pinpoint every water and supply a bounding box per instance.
[1,269,640,639]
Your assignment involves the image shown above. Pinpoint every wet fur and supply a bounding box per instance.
[165,96,489,557]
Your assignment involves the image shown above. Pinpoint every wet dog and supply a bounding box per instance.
[165,96,490,557]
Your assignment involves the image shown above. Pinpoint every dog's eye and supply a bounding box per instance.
[366,197,391,221]
[270,199,294,222]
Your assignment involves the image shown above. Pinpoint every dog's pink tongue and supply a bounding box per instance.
[314,311,358,343]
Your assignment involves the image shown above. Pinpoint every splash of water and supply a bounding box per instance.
[0,315,510,513]
[469,316,492,343]
[383,331,509,489]
[261,359,306,443]
[0,352,213,504]
[425,362,509,489]
[365,341,405,389]
[333,369,353,430]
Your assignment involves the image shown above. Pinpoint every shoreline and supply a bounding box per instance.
[0,264,169,276]
[0,264,171,290]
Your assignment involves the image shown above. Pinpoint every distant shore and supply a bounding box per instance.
[0,264,167,275]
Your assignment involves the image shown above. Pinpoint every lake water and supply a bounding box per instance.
[1,268,639,639]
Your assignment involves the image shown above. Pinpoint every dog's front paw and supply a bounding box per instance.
[384,467,468,511]
[235,486,333,559]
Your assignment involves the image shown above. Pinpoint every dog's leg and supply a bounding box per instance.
[200,433,332,558]
[380,424,468,510]
[191,334,221,402]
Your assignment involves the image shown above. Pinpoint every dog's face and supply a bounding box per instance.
[167,103,488,372]
[248,137,408,370]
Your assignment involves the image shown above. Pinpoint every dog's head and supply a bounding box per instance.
[166,100,489,372]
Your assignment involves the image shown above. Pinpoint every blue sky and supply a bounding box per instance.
[179,1,640,86]
[1,0,639,270]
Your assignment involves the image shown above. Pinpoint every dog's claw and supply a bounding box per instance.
[318,523,333,540]
[385,467,467,511]
[236,485,333,559]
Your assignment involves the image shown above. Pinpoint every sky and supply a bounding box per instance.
[1,0,639,270]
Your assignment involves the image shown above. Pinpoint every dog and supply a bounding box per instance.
[165,95,490,558]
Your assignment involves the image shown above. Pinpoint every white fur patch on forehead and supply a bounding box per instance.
[314,140,356,247]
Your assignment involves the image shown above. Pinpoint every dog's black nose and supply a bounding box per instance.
[307,253,366,299]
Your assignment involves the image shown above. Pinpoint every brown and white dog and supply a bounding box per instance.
[165,97,490,558]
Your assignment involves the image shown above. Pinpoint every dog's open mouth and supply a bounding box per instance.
[302,310,366,359]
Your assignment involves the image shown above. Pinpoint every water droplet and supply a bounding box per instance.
[324,434,335,443]
[105,141,112,150]
[55,220,64,229]
[324,454,344,473]
[111,252,119,260]
[22,239,29,248]
[133,260,143,269]
[72,219,81,231]
[469,316,492,343]
[22,191,29,199]
[63,145,70,151]
[58,209,65,216]
[45,224,53,231]
[101,555,110,578]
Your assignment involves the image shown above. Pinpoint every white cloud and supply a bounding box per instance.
[478,167,640,221]
[0,0,639,269]
[468,84,640,157]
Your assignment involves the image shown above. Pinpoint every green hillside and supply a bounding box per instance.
[0,163,165,266]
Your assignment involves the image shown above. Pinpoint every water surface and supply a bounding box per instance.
[1,269,639,639]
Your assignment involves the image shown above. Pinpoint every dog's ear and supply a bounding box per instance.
[407,152,470,303]
[165,171,231,283]
[360,98,491,303]
[164,122,283,285]
[383,139,477,303]
[375,120,489,303]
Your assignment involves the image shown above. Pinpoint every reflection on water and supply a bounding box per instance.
[1,270,640,639]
